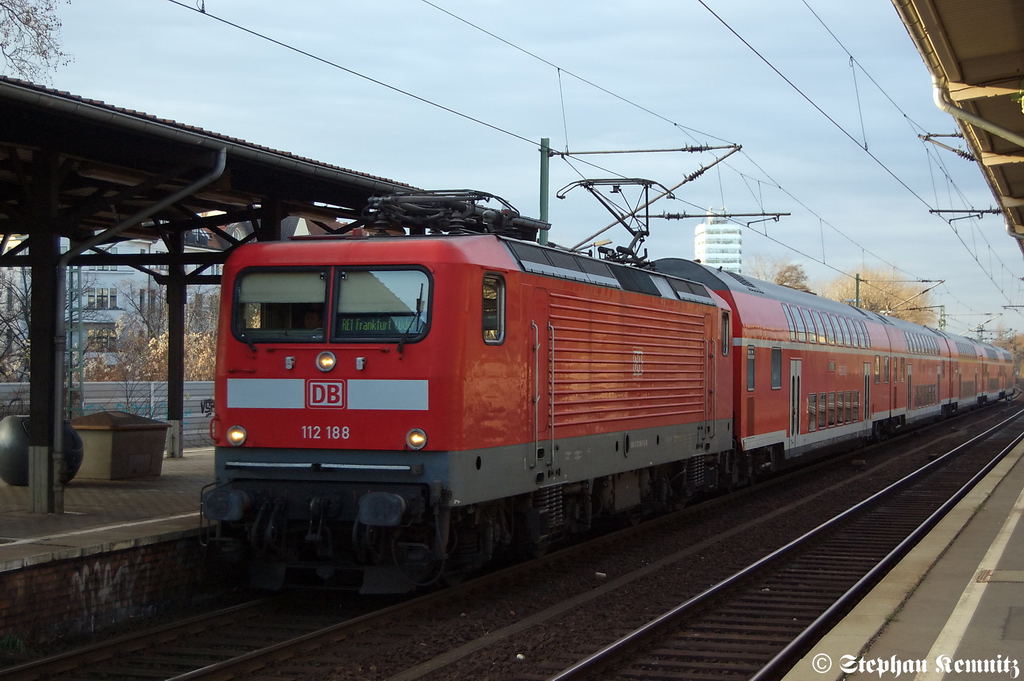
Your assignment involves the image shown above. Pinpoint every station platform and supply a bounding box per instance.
[785,438,1024,680]
[0,447,213,573]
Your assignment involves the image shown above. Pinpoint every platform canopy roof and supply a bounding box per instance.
[0,75,415,267]
[893,0,1024,256]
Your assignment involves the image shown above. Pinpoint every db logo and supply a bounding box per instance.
[307,381,345,408]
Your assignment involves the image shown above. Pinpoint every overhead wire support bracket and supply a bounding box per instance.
[656,212,790,220]
[549,144,738,157]
[929,208,1001,223]
[919,133,974,161]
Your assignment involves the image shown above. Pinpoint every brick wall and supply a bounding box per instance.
[0,536,238,644]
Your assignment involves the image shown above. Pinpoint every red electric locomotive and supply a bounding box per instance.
[204,193,737,592]
[203,191,1014,592]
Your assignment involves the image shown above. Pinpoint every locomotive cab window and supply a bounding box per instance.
[482,274,505,344]
[235,269,327,342]
[335,269,431,341]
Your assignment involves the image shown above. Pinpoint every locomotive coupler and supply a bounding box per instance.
[305,497,333,558]
[263,499,285,550]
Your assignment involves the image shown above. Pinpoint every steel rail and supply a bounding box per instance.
[547,407,1024,681]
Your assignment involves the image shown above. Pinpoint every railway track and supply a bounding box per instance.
[547,408,1024,681]
[2,405,1020,681]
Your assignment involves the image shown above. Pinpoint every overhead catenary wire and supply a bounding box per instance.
[164,0,538,148]
[163,0,1022,324]
[416,0,954,286]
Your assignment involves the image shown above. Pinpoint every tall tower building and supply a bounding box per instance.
[694,209,742,274]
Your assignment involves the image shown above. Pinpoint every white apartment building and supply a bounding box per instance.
[694,209,742,274]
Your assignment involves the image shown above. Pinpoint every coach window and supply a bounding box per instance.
[801,308,817,344]
[792,306,807,342]
[811,310,827,344]
[874,355,881,384]
[818,392,827,429]
[771,348,782,389]
[838,317,851,347]
[747,346,755,391]
[482,274,505,344]
[828,392,836,427]
[884,356,890,384]
[782,305,797,342]
[807,394,817,432]
[721,313,730,356]
[822,314,836,346]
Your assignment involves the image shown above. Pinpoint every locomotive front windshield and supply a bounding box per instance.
[335,269,429,341]
[236,269,328,341]
[233,267,430,344]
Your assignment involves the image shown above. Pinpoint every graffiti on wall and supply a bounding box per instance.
[67,556,153,634]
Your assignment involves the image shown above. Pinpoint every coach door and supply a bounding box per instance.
[532,287,553,472]
[863,362,872,426]
[788,359,802,446]
[907,363,913,411]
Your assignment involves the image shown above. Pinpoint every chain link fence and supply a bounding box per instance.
[0,381,215,449]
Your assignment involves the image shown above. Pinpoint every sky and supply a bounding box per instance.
[33,0,1024,338]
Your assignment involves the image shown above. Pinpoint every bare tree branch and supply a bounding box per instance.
[0,0,72,83]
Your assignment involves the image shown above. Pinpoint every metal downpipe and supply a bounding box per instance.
[44,147,227,514]
[931,75,1024,243]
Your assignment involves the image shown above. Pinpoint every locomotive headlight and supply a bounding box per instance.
[406,428,427,450]
[316,351,337,372]
[226,425,247,446]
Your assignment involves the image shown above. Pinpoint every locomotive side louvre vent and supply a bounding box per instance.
[668,278,712,300]
[723,270,765,295]
[505,240,618,288]
[545,248,585,272]
[610,265,661,296]
[502,238,715,305]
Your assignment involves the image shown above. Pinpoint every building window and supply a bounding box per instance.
[87,326,117,352]
[482,274,504,344]
[85,287,118,310]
